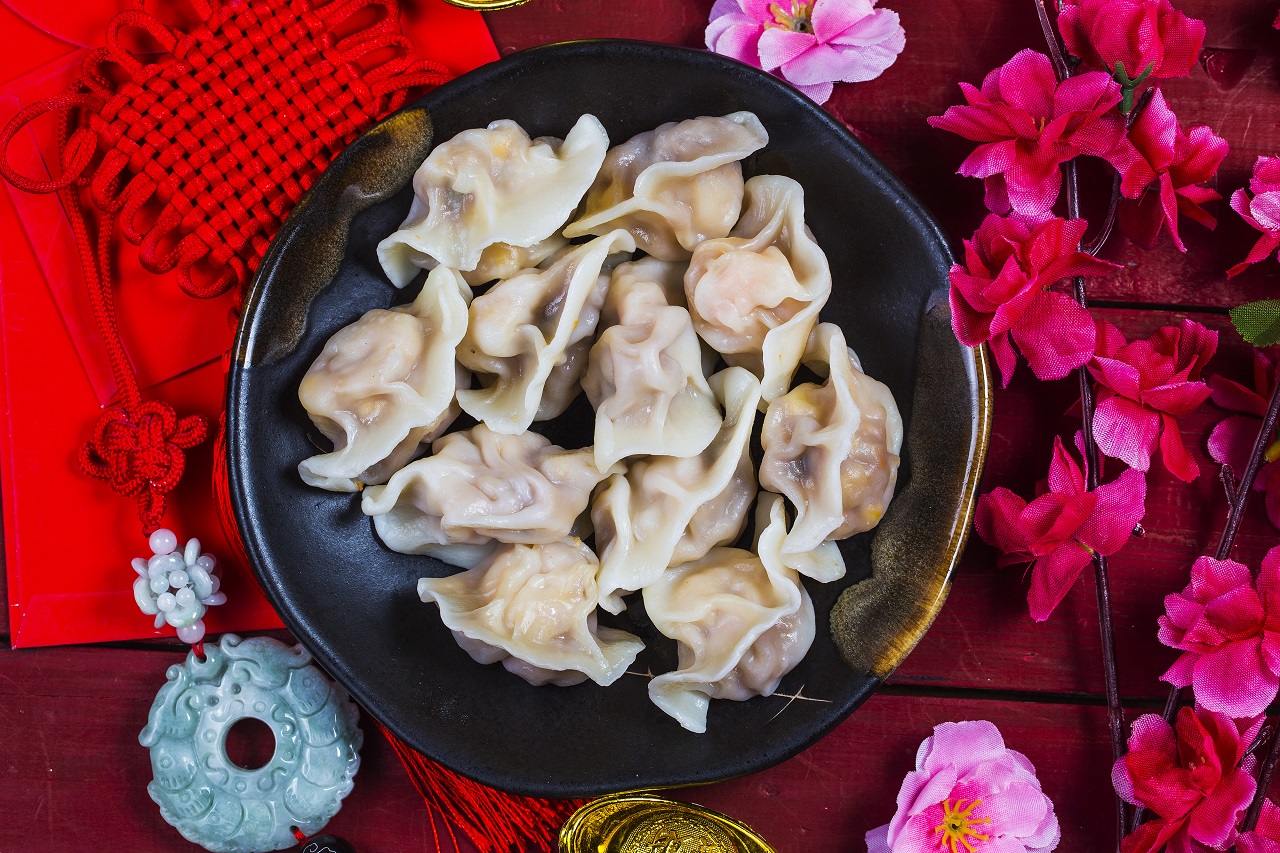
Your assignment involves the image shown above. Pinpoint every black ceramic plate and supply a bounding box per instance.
[229,40,991,798]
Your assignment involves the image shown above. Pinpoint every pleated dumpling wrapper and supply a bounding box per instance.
[760,323,903,582]
[297,265,471,492]
[457,230,636,433]
[377,115,608,286]
[591,367,760,614]
[583,257,721,472]
[684,174,831,401]
[564,112,768,261]
[362,424,619,569]
[643,494,815,733]
[418,537,645,687]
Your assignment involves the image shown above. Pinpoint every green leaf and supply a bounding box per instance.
[1230,300,1280,347]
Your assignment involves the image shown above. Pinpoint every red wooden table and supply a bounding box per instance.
[3,1,1279,851]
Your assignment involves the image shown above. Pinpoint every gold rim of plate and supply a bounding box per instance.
[442,0,531,10]
[560,792,776,853]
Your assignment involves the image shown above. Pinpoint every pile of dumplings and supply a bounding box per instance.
[296,112,904,733]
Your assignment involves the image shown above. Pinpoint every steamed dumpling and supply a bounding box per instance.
[297,266,470,492]
[362,424,618,568]
[457,230,637,433]
[583,258,721,472]
[378,115,609,285]
[643,494,815,733]
[684,174,831,400]
[418,538,644,687]
[564,112,769,261]
[460,234,569,287]
[759,323,902,581]
[591,367,760,614]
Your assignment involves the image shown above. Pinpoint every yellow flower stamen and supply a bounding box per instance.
[768,0,815,33]
[934,799,992,853]
[1265,439,1280,464]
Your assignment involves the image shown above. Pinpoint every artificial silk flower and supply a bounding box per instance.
[1108,88,1228,252]
[1158,546,1280,719]
[928,49,1124,222]
[1058,0,1206,82]
[949,214,1119,387]
[975,434,1146,621]
[1207,349,1280,533]
[1113,707,1261,853]
[866,720,1060,853]
[1228,156,1280,278]
[1088,318,1217,482]
[705,0,905,105]
[1237,799,1280,853]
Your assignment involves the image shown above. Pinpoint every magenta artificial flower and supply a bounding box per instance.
[866,720,1060,853]
[705,0,905,105]
[1228,156,1280,277]
[1158,546,1280,719]
[1088,318,1217,482]
[976,434,1147,621]
[1113,707,1261,853]
[1058,0,1206,81]
[1238,799,1280,853]
[949,214,1119,387]
[928,50,1125,222]
[1109,88,1228,251]
[1207,349,1280,532]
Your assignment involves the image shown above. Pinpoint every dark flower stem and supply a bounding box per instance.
[1242,721,1280,832]
[1036,1,1128,848]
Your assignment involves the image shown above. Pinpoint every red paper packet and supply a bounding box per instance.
[0,0,498,648]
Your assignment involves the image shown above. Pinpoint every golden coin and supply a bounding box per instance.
[560,792,776,853]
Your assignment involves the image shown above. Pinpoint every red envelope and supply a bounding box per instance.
[0,0,498,648]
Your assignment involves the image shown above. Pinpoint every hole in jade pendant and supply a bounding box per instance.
[224,717,276,771]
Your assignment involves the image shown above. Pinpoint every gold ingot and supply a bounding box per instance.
[442,0,532,10]
[560,792,776,853]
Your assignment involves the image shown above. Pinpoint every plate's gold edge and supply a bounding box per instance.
[866,339,993,679]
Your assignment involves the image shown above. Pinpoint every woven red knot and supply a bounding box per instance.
[80,400,209,534]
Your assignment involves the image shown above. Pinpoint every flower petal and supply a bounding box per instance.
[1093,396,1161,471]
[1027,541,1094,621]
[1077,467,1147,555]
[1207,415,1262,473]
[1010,291,1097,381]
[1191,641,1279,718]
[1187,767,1256,847]
[1158,413,1200,482]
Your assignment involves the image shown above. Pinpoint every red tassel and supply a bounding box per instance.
[375,720,585,853]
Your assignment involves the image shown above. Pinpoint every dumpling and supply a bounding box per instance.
[684,174,832,400]
[591,367,760,614]
[297,266,470,492]
[759,323,903,581]
[459,234,569,287]
[642,494,815,733]
[362,424,618,567]
[418,538,645,687]
[563,112,769,261]
[377,115,609,285]
[583,258,721,471]
[457,230,636,433]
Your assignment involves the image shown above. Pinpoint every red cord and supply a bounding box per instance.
[0,0,450,538]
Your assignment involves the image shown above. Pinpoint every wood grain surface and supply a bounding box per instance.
[3,0,1279,851]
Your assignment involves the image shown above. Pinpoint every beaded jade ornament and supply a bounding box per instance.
[132,529,228,644]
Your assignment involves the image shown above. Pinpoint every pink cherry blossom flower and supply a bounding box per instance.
[1238,799,1280,853]
[1207,349,1280,533]
[1157,546,1280,719]
[949,214,1119,387]
[866,720,1060,853]
[975,434,1147,621]
[928,50,1125,222]
[1108,88,1228,251]
[705,0,905,105]
[1113,707,1261,853]
[1228,156,1280,278]
[1058,0,1206,81]
[1088,318,1218,482]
